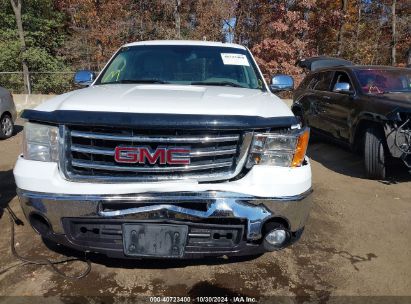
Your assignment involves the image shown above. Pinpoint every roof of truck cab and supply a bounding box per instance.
[123,40,247,50]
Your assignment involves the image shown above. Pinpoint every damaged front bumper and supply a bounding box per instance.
[385,109,411,169]
[18,189,312,259]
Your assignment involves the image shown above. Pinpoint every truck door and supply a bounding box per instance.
[322,71,355,140]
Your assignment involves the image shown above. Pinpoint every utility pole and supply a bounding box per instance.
[10,0,31,94]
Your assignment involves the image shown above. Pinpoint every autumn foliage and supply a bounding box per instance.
[251,0,316,84]
[58,0,410,79]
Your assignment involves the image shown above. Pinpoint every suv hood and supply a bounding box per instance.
[370,93,411,111]
[35,84,292,118]
[377,92,411,104]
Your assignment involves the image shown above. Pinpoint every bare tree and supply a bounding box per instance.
[10,0,31,94]
[174,0,181,39]
[353,0,362,61]
[336,0,348,57]
[391,0,397,65]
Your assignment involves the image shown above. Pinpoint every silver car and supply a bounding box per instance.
[0,86,17,139]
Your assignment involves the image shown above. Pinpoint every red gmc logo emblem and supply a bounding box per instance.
[114,146,191,165]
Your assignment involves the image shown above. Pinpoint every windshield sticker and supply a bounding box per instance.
[221,53,250,66]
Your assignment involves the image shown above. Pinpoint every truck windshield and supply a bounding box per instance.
[355,68,411,94]
[96,45,265,90]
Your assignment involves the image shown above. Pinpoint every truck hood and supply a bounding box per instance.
[35,84,292,118]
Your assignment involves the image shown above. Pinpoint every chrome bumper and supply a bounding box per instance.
[18,189,312,241]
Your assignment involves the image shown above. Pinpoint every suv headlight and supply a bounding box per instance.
[247,128,310,168]
[23,122,59,162]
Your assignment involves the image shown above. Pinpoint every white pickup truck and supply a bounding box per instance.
[14,40,312,259]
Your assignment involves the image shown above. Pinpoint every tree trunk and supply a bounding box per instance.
[406,46,411,67]
[354,0,361,62]
[391,0,397,66]
[10,0,31,94]
[336,0,348,57]
[174,0,181,39]
[233,1,243,44]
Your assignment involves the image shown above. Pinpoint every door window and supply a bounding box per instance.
[311,72,333,91]
[298,74,314,89]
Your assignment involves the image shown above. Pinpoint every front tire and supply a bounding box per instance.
[0,114,14,139]
[364,126,387,180]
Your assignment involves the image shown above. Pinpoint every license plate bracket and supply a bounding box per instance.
[123,224,188,258]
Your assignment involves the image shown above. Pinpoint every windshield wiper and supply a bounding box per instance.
[191,81,247,88]
[101,79,169,85]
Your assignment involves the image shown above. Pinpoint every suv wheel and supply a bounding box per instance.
[364,126,387,180]
[0,114,14,139]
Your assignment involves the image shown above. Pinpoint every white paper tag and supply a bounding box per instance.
[221,53,250,66]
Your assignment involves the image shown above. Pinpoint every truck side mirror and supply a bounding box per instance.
[270,75,294,93]
[74,70,95,86]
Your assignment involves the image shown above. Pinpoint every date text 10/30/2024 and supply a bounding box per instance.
[149,296,258,303]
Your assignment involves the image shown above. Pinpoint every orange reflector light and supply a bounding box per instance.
[291,128,310,167]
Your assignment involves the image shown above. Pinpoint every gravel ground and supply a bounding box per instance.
[0,119,410,303]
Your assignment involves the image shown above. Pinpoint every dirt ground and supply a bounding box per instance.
[0,120,410,303]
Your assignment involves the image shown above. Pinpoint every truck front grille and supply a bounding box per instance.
[61,126,252,182]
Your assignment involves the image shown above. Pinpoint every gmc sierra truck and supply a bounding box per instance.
[14,40,312,259]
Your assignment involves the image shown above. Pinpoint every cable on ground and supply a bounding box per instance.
[0,207,91,279]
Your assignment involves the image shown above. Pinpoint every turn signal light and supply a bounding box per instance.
[291,128,310,167]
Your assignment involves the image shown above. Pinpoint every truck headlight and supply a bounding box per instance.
[247,128,310,168]
[23,122,59,162]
